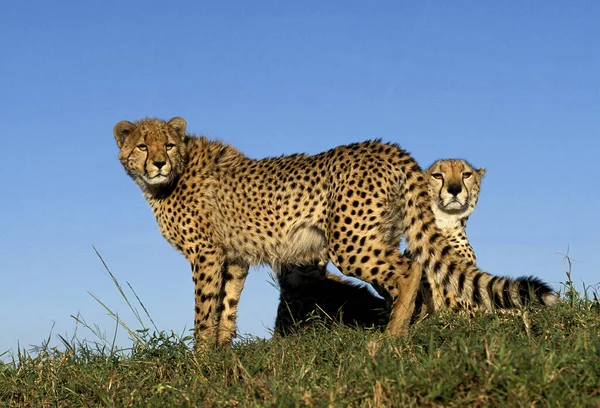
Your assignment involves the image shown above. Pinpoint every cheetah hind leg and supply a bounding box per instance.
[216,263,249,345]
[385,255,422,337]
[331,244,422,338]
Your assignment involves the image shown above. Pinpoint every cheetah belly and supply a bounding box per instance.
[206,188,329,269]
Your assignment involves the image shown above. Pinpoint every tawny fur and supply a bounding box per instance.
[114,117,557,346]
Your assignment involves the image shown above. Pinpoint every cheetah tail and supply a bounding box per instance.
[454,271,558,309]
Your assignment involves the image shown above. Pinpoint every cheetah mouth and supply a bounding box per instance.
[442,199,467,211]
[143,173,171,185]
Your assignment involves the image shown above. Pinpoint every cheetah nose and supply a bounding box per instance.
[154,160,166,169]
[447,184,462,197]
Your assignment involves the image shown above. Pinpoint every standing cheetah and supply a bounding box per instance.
[274,158,484,333]
[114,117,557,346]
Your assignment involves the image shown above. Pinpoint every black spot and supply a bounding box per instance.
[457,272,466,295]
[446,261,456,278]
[487,276,498,307]
[502,280,512,308]
[517,278,532,305]
[472,274,481,305]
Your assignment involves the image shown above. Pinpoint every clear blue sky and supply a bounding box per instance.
[1,1,599,356]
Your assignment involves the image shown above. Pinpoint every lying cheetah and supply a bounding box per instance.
[274,263,391,335]
[275,159,491,333]
[114,117,557,346]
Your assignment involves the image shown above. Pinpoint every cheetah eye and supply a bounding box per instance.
[165,143,176,151]
[432,173,443,180]
[137,144,148,151]
[462,172,472,179]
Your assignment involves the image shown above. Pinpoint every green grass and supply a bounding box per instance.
[1,258,599,407]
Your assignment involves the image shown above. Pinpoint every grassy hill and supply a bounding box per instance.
[2,289,599,407]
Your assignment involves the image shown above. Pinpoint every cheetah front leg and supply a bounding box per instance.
[216,262,249,345]
[191,249,224,348]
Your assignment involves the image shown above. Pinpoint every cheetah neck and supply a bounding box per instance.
[140,179,179,201]
[431,205,467,232]
[438,220,469,244]
[432,205,474,261]
[438,219,469,245]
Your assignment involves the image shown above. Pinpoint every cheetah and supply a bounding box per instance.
[113,117,557,346]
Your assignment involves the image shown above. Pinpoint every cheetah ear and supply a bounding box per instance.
[167,117,187,137]
[478,167,486,177]
[114,120,135,148]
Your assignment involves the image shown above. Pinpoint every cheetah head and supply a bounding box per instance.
[114,117,188,193]
[425,159,485,220]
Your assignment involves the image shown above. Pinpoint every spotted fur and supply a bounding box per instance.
[114,117,557,346]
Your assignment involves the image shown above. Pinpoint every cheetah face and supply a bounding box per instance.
[425,159,485,216]
[114,117,188,191]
